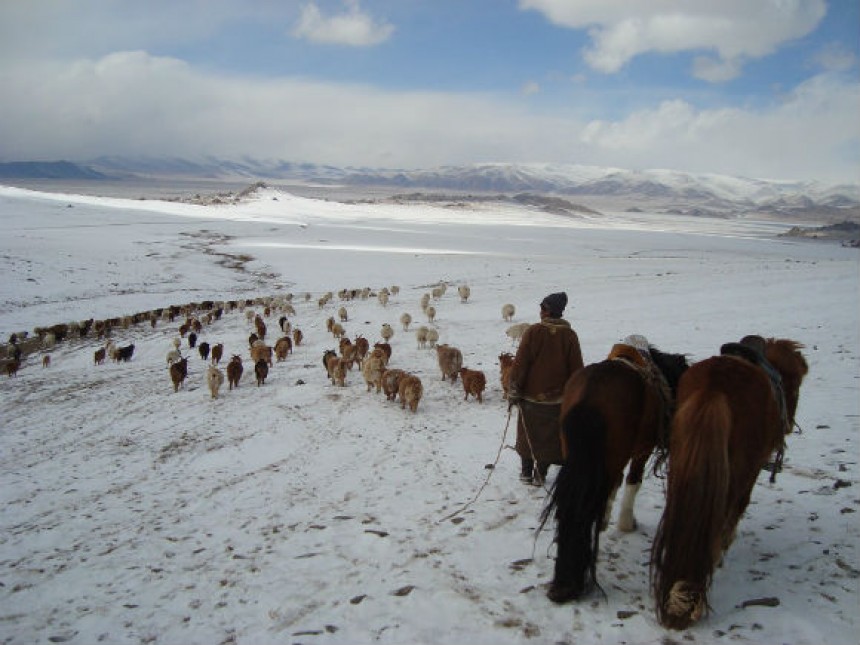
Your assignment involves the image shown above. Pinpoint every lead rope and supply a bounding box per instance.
[438,405,515,523]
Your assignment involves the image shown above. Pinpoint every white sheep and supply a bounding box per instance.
[166,348,182,365]
[415,325,429,349]
[506,322,530,344]
[458,285,471,303]
[380,323,394,342]
[400,312,412,331]
[501,303,516,322]
[426,328,439,348]
[426,306,436,323]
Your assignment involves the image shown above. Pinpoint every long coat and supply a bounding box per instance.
[508,317,584,464]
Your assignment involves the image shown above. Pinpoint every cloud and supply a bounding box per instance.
[519,0,827,82]
[0,50,856,183]
[292,1,394,46]
[579,72,860,181]
[521,81,541,96]
[812,42,858,72]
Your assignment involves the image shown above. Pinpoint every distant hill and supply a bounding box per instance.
[4,156,859,224]
[0,161,108,180]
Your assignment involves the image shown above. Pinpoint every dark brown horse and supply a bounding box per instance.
[650,337,808,630]
[540,340,690,603]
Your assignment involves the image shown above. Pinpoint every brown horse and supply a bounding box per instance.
[540,340,690,603]
[650,337,808,630]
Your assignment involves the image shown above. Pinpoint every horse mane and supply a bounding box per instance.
[647,346,691,476]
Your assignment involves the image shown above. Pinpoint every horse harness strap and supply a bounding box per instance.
[610,349,675,449]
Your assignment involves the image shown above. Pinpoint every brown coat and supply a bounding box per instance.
[508,318,583,404]
[509,317,584,466]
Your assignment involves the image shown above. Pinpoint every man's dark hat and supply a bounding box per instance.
[540,292,567,317]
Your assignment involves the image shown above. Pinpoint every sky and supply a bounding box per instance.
[0,0,859,183]
[0,184,858,644]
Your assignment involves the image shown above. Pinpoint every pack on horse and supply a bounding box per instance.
[650,336,808,630]
[540,336,690,603]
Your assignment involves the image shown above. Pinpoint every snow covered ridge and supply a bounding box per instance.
[4,158,859,221]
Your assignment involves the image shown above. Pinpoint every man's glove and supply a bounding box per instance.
[507,387,522,410]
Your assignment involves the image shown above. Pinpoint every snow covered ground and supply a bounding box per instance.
[0,184,858,645]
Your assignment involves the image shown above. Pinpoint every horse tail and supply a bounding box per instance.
[540,403,610,601]
[651,389,730,630]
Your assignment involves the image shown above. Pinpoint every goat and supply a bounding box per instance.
[381,368,407,401]
[459,367,487,403]
[198,341,210,362]
[42,355,51,368]
[250,342,273,367]
[211,343,224,365]
[115,343,135,362]
[94,347,107,365]
[398,375,423,413]
[436,344,463,382]
[323,349,347,386]
[501,303,516,322]
[400,312,412,331]
[354,336,369,361]
[362,352,387,393]
[206,365,224,399]
[292,328,304,347]
[254,359,269,386]
[227,355,243,389]
[188,332,198,348]
[5,359,21,377]
[170,357,189,392]
[458,285,471,303]
[254,315,267,340]
[498,352,515,399]
[274,336,293,362]
[373,342,392,365]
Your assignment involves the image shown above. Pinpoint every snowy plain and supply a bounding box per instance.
[0,183,858,645]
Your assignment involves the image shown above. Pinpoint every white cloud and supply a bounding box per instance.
[519,0,827,81]
[579,72,860,181]
[812,42,858,72]
[521,81,541,96]
[292,1,394,46]
[0,51,856,183]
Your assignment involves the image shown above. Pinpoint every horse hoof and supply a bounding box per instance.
[547,583,579,604]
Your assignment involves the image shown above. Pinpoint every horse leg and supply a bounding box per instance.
[617,455,648,532]
[601,483,619,531]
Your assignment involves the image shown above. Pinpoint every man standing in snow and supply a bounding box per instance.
[507,291,584,485]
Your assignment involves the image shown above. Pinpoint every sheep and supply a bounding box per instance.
[198,341,210,362]
[292,328,304,347]
[426,328,439,348]
[166,348,182,365]
[378,291,389,307]
[400,312,412,331]
[498,352,515,399]
[381,368,407,401]
[458,285,471,303]
[254,359,269,386]
[398,375,423,413]
[361,352,387,393]
[390,285,400,296]
[338,306,348,322]
[380,323,394,343]
[274,336,293,361]
[415,326,429,349]
[459,367,487,403]
[211,343,224,365]
[431,286,444,300]
[506,322,530,344]
[436,344,463,382]
[206,365,224,399]
[501,303,516,322]
[172,337,181,350]
[426,306,436,323]
[227,355,243,389]
[170,357,189,392]
[420,293,431,311]
[331,322,345,339]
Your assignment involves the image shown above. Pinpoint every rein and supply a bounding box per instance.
[438,405,516,523]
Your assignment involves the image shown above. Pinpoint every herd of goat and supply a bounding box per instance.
[4,283,527,414]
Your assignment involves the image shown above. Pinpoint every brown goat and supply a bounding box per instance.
[292,328,304,347]
[374,342,392,365]
[211,343,224,365]
[362,353,387,393]
[459,367,487,403]
[227,355,243,389]
[398,375,423,413]
[274,336,293,361]
[170,357,188,392]
[254,358,269,386]
[498,352,515,399]
[381,368,407,401]
[94,347,106,365]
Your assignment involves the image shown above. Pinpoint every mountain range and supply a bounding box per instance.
[2,157,858,223]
